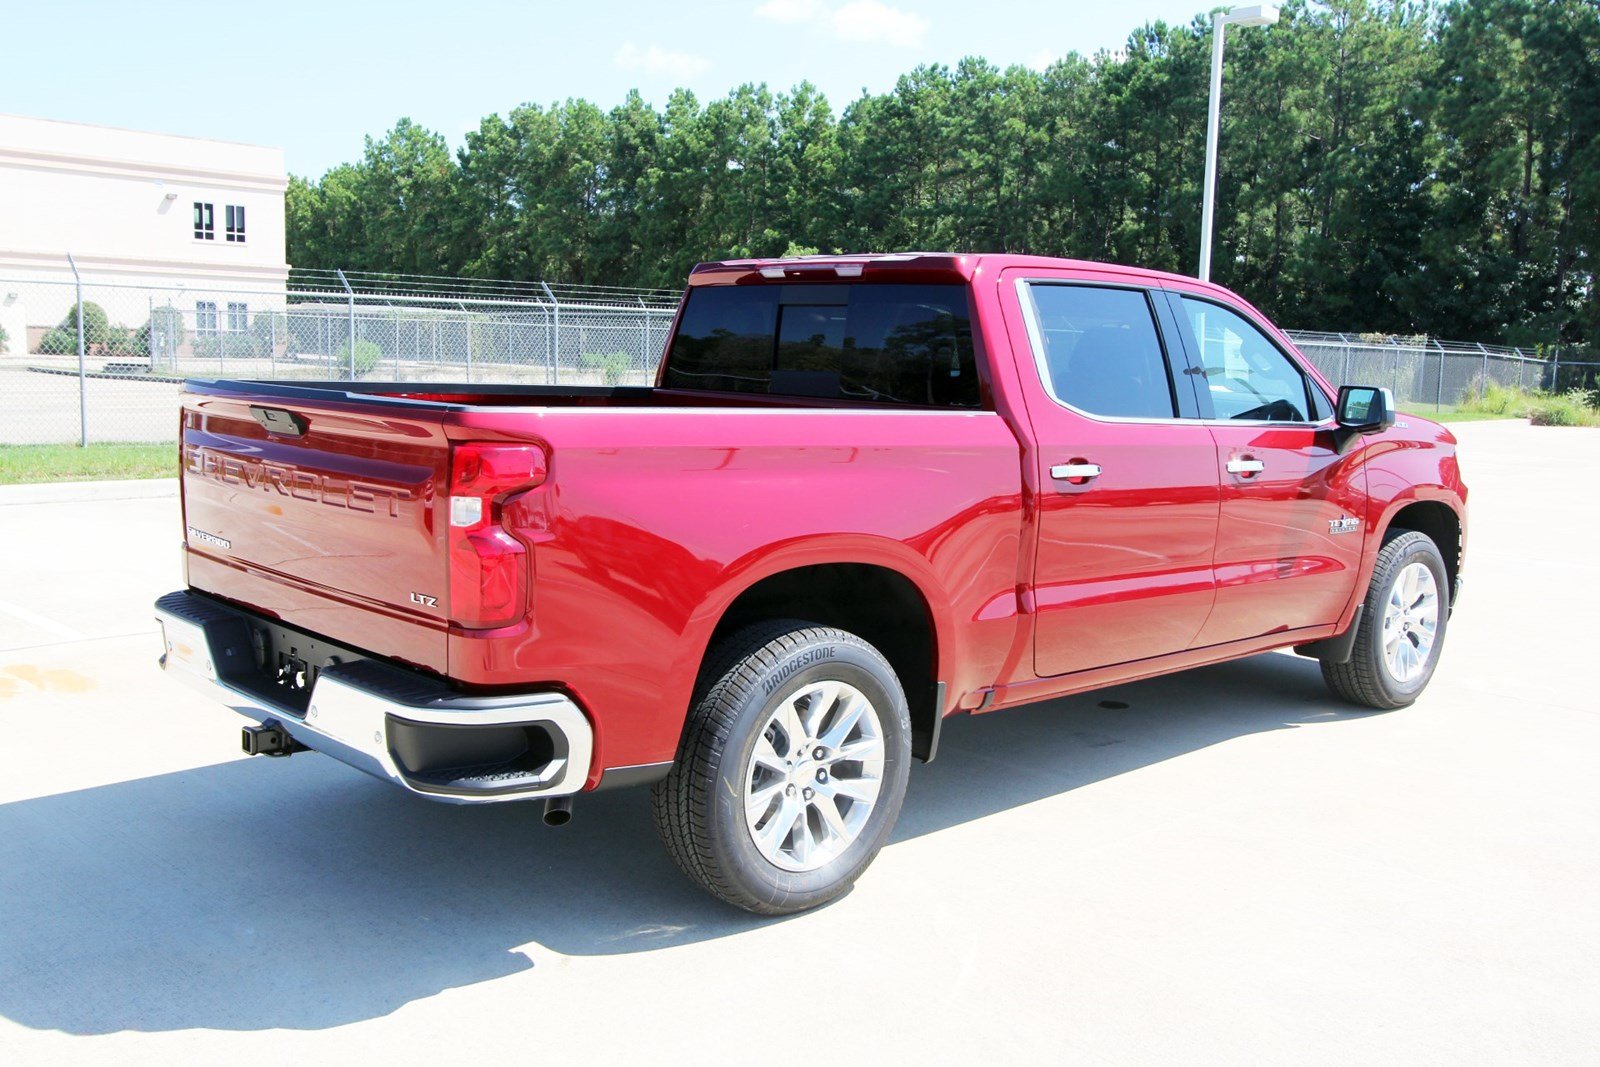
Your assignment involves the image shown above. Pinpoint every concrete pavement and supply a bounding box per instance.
[1,419,1596,1063]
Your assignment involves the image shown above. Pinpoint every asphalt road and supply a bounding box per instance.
[1,419,1596,1063]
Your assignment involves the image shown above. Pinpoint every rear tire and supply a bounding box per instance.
[1322,529,1450,709]
[651,621,911,915]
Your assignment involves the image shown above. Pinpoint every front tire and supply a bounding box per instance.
[651,621,912,915]
[1322,529,1450,709]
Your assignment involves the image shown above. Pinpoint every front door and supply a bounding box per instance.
[1164,292,1370,646]
[1003,274,1221,678]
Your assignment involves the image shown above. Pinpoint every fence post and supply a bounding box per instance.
[337,269,356,379]
[1478,343,1489,400]
[269,309,277,377]
[1440,342,1452,412]
[67,254,87,447]
[1551,348,1560,392]
[630,299,643,385]
[394,311,401,379]
[465,311,473,383]
[541,282,559,385]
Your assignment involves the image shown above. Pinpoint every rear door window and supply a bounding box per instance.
[1021,283,1178,419]
[663,283,981,407]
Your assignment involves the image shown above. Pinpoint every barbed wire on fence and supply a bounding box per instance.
[1,266,1595,445]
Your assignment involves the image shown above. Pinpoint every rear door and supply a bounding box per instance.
[1001,271,1221,677]
[180,385,452,671]
[1162,291,1369,646]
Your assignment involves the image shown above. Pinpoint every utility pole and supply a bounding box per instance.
[1198,5,1280,282]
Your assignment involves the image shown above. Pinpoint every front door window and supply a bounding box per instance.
[1179,297,1316,423]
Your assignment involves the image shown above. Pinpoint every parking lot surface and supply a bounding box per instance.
[2,419,1596,1064]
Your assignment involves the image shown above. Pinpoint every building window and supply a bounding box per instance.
[194,202,214,240]
[227,302,248,332]
[225,204,246,243]
[196,301,218,333]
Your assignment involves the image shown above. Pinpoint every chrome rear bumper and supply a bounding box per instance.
[155,590,592,803]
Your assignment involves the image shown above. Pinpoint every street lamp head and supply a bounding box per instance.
[1222,4,1280,27]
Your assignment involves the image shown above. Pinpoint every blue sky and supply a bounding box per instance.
[7,0,1209,178]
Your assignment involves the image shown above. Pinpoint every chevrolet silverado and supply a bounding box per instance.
[156,253,1467,914]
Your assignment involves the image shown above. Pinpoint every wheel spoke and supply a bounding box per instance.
[813,791,851,841]
[801,681,841,739]
[819,691,870,750]
[828,773,881,804]
[752,735,787,775]
[746,780,783,822]
[830,735,884,765]
[789,806,814,865]
[756,793,800,855]
[778,701,807,756]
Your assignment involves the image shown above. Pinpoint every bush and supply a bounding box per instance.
[581,350,635,386]
[0,323,8,354]
[1459,381,1539,417]
[335,339,384,378]
[38,326,75,354]
[1528,389,1600,427]
[36,302,138,356]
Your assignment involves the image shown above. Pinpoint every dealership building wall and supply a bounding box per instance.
[0,113,288,354]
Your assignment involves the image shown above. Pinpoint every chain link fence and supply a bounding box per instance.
[0,269,680,444]
[1,266,1594,444]
[1284,331,1599,414]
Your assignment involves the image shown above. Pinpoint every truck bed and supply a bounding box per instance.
[177,376,1026,775]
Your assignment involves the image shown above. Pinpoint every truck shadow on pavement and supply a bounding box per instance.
[0,651,1374,1034]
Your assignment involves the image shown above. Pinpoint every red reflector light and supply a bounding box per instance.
[447,444,546,629]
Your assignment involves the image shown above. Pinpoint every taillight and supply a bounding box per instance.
[448,443,546,629]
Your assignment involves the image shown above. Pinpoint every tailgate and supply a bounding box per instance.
[180,385,452,673]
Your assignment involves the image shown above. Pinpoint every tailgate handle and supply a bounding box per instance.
[250,406,308,437]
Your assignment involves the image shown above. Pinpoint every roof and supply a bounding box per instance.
[688,252,1234,299]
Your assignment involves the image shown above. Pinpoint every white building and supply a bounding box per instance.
[0,113,288,358]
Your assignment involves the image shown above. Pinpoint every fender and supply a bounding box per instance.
[667,532,960,707]
[1335,436,1466,633]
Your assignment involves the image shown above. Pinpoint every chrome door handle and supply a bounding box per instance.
[1226,458,1265,474]
[1050,463,1102,481]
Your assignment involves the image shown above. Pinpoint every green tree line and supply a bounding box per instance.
[287,0,1600,346]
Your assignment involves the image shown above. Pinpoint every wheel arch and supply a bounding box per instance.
[690,545,952,764]
[1382,498,1463,601]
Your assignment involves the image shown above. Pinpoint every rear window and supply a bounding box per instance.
[662,283,981,407]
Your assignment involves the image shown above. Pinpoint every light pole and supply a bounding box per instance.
[1198,4,1280,282]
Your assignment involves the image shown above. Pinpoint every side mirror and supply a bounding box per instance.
[1336,385,1395,435]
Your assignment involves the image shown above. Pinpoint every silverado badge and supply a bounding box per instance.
[186,525,231,550]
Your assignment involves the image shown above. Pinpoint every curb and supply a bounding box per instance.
[26,365,186,384]
[0,478,179,506]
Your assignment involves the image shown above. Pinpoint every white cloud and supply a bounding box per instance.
[755,0,929,49]
[612,42,711,79]
[830,0,929,47]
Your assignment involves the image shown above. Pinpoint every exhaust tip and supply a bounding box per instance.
[543,796,574,826]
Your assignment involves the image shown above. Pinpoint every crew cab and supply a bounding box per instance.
[156,253,1467,914]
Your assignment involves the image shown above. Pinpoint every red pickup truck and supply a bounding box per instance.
[156,253,1466,913]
